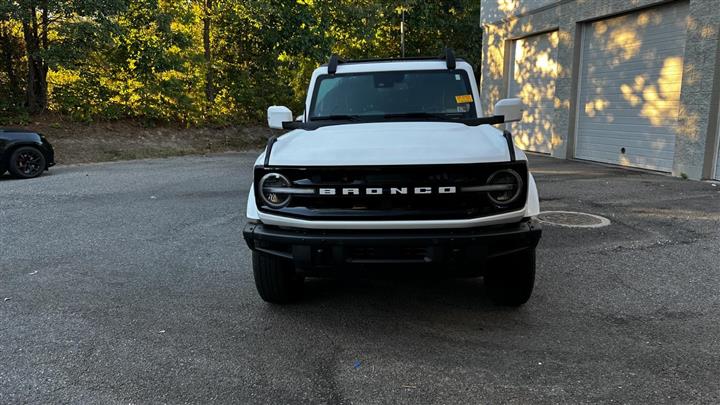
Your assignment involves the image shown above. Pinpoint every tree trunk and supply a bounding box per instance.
[0,23,20,99]
[203,0,215,102]
[41,1,49,50]
[22,4,48,113]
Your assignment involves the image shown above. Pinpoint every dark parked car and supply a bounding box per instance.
[0,129,55,179]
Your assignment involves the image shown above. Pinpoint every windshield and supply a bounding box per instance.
[309,70,477,121]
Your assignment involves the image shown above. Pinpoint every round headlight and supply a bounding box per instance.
[259,173,292,208]
[486,169,523,205]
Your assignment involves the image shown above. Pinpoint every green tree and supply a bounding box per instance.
[0,7,24,115]
[4,0,127,113]
[2,0,481,124]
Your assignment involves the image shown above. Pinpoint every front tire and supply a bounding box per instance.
[8,146,46,179]
[484,249,536,307]
[252,251,303,304]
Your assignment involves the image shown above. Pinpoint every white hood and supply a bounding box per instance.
[263,121,524,167]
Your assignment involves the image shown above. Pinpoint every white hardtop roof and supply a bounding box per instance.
[314,59,473,75]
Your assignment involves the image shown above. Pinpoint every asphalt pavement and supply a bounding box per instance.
[1,153,719,404]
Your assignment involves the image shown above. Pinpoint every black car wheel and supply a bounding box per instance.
[484,249,536,307]
[8,146,46,179]
[252,251,304,304]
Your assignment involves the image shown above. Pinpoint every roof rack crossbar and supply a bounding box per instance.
[325,48,461,72]
[328,54,343,75]
[442,48,456,70]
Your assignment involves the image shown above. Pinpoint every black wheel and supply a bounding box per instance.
[8,146,46,179]
[252,251,304,304]
[484,249,536,307]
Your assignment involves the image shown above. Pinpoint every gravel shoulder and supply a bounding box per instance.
[7,117,279,164]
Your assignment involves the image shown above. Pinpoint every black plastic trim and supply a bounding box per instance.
[245,220,540,245]
[281,115,505,131]
[503,130,516,162]
[243,220,542,267]
[443,48,456,70]
[263,136,278,167]
[464,115,504,126]
[328,54,342,75]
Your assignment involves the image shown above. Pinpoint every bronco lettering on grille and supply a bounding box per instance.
[318,186,457,196]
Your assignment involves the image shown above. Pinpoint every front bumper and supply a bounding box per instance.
[243,219,541,273]
[39,138,55,168]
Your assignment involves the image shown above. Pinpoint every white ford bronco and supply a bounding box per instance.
[243,50,541,306]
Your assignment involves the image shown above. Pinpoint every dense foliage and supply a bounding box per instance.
[0,0,481,125]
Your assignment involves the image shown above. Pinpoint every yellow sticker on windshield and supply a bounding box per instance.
[455,94,473,103]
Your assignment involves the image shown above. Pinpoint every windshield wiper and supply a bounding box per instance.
[383,112,507,127]
[383,112,465,120]
[310,115,361,121]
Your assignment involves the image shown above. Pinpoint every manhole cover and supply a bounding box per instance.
[537,211,611,228]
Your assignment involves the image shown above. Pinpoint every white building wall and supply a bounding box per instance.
[480,0,720,179]
[481,0,562,24]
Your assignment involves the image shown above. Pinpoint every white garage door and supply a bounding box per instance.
[508,31,559,154]
[575,1,689,172]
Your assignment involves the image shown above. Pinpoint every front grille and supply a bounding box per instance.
[255,162,528,221]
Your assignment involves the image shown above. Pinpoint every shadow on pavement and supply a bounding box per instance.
[293,273,512,313]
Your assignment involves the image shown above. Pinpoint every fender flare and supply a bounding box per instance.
[1,140,44,163]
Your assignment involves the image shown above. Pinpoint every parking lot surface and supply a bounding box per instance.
[1,153,719,404]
